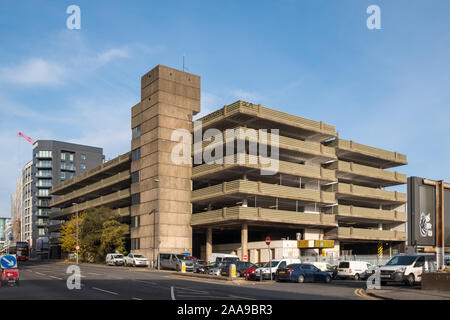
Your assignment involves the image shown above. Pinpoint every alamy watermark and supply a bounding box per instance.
[66,5,81,30]
[171,121,280,175]
[66,265,81,290]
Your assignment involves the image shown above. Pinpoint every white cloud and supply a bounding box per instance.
[96,48,130,65]
[0,58,67,86]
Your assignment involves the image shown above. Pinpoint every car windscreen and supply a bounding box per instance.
[286,264,301,269]
[264,261,279,268]
[113,255,123,258]
[338,262,350,268]
[386,256,418,266]
[133,255,144,258]
[177,255,190,260]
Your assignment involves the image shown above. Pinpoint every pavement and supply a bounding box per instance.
[366,286,450,300]
[0,260,375,300]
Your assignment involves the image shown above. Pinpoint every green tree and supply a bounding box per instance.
[60,212,87,261]
[79,206,127,262]
[99,220,128,257]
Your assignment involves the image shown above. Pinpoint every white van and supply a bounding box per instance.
[379,254,437,286]
[209,253,239,264]
[106,253,125,266]
[255,258,302,280]
[336,261,371,280]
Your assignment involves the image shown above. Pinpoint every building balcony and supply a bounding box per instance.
[192,154,336,184]
[325,227,407,242]
[191,206,337,228]
[49,188,131,220]
[196,100,337,142]
[193,127,337,163]
[326,139,407,169]
[51,170,131,207]
[192,179,336,205]
[325,205,407,223]
[324,182,406,206]
[326,160,407,187]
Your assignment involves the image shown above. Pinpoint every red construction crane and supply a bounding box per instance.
[17,132,35,145]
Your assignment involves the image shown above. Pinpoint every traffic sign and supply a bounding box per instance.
[0,255,17,269]
[265,237,271,246]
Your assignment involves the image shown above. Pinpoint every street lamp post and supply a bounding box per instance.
[72,203,79,265]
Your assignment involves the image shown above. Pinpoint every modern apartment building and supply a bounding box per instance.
[50,65,407,265]
[29,140,103,255]
[0,217,11,250]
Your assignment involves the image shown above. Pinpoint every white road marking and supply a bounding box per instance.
[171,286,176,300]
[108,276,124,280]
[132,297,143,300]
[133,279,157,285]
[92,287,119,296]
[49,275,63,280]
[173,286,208,294]
[35,272,46,276]
[88,272,103,276]
[228,294,256,300]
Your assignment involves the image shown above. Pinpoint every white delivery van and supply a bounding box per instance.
[255,258,302,280]
[209,253,239,264]
[379,254,437,286]
[336,261,370,280]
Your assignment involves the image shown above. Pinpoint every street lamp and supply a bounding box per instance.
[72,202,79,265]
[154,178,160,270]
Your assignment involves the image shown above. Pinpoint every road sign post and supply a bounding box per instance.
[265,237,271,281]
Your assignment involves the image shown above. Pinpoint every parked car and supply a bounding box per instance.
[336,261,371,280]
[276,263,332,283]
[193,260,208,273]
[311,262,338,279]
[159,253,195,271]
[208,262,230,276]
[124,253,149,267]
[243,263,266,280]
[445,258,450,266]
[106,253,125,266]
[209,253,239,264]
[255,258,302,280]
[221,261,256,277]
[379,254,436,286]
[360,263,378,280]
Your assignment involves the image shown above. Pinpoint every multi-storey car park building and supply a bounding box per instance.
[50,65,407,264]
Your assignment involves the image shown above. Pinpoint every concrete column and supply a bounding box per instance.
[241,223,248,261]
[206,227,212,263]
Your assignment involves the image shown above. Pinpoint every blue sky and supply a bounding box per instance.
[1,1,450,217]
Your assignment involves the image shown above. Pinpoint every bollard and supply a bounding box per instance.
[181,261,186,273]
[229,264,236,280]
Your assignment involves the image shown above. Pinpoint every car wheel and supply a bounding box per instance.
[405,274,415,286]
[297,275,305,283]
[381,281,387,286]
[354,273,360,281]
[324,275,331,283]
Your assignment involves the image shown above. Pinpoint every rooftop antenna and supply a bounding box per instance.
[183,55,189,72]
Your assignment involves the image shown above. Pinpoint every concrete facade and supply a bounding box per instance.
[50,64,408,264]
[130,65,200,264]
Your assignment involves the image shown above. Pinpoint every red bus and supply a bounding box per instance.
[7,242,29,261]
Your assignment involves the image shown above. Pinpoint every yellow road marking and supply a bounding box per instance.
[354,288,379,300]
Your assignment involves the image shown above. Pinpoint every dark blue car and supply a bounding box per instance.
[275,263,332,283]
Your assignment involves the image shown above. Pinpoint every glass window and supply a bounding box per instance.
[131,193,141,205]
[131,148,141,162]
[81,154,86,161]
[69,153,74,162]
[61,152,66,160]
[131,171,139,184]
[132,125,141,139]
[80,163,86,170]
[61,172,66,180]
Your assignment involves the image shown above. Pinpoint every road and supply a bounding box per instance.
[0,261,375,300]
